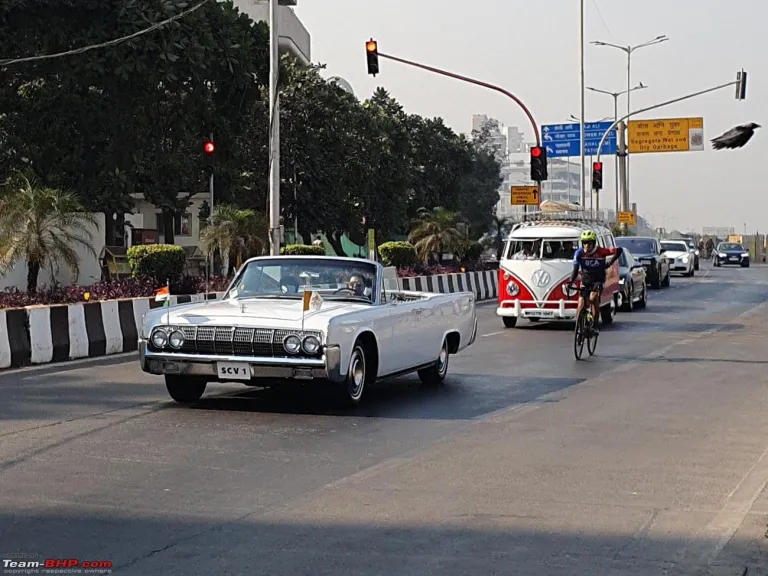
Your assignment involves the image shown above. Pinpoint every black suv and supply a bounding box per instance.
[615,236,671,289]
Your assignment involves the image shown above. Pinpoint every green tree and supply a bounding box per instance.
[200,204,267,276]
[408,206,467,263]
[0,172,97,293]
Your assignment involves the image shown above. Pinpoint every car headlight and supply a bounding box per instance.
[151,329,168,349]
[506,282,519,296]
[619,278,625,285]
[718,253,726,257]
[681,255,689,263]
[283,334,302,354]
[742,252,750,258]
[168,330,185,349]
[302,335,321,355]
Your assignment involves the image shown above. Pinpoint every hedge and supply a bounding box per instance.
[127,244,186,283]
[280,244,326,256]
[378,241,417,268]
[463,241,484,262]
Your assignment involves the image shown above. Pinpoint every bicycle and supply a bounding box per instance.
[567,284,601,360]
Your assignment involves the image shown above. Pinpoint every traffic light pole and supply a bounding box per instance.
[209,132,215,278]
[593,77,741,207]
[374,51,541,147]
[268,0,281,256]
[617,122,628,234]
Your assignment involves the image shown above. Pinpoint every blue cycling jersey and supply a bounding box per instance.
[572,246,622,283]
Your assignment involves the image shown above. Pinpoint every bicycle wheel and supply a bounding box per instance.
[587,315,599,356]
[573,310,586,360]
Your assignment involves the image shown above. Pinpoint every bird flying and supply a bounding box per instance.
[711,122,760,150]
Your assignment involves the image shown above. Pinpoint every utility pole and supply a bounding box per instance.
[617,122,628,234]
[578,0,586,208]
[268,0,281,255]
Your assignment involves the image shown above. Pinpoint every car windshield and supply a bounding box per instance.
[505,238,578,260]
[226,258,377,303]
[661,241,688,252]
[616,238,656,254]
[720,243,744,251]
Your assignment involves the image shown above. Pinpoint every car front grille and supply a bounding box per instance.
[149,325,323,358]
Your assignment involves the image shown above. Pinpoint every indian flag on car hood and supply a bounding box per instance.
[155,285,170,306]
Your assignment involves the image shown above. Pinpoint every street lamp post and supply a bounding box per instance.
[586,83,647,217]
[591,36,668,206]
[578,0,586,209]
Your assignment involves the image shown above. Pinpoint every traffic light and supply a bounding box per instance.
[736,69,748,100]
[530,146,547,181]
[203,138,215,177]
[592,161,603,190]
[366,39,379,76]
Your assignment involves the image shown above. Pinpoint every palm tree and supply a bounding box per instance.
[0,172,97,293]
[200,204,267,276]
[408,206,467,263]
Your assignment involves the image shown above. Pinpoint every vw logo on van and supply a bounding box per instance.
[531,269,551,287]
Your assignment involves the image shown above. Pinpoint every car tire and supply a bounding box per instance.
[636,284,647,308]
[340,342,368,406]
[694,259,700,271]
[165,375,207,403]
[742,261,750,268]
[502,316,517,328]
[652,267,662,289]
[600,301,615,325]
[685,267,694,277]
[418,338,450,386]
[662,271,671,287]
[622,283,634,312]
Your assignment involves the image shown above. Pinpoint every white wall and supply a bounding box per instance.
[0,213,105,291]
[234,1,311,64]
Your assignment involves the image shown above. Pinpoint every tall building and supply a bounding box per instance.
[233,0,311,65]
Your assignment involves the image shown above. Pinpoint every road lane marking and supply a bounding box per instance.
[480,331,504,338]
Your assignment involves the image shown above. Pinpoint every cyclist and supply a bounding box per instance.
[567,230,623,333]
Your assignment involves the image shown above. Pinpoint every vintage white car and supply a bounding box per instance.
[139,255,478,405]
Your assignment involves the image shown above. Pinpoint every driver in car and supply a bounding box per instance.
[347,273,366,296]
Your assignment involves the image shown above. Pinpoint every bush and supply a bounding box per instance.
[280,244,326,256]
[378,241,417,268]
[0,276,232,309]
[462,241,484,262]
[127,244,186,283]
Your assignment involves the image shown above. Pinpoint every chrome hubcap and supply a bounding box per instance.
[437,346,448,374]
[349,351,365,399]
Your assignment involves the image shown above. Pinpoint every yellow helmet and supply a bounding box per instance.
[580,229,597,242]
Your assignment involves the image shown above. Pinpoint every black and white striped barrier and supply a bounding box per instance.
[0,270,500,371]
[398,270,498,301]
[0,293,224,370]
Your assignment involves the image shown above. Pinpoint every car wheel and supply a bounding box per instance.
[341,343,368,405]
[694,259,699,271]
[662,270,671,287]
[622,283,634,312]
[600,300,614,324]
[165,375,207,403]
[637,284,647,308]
[651,267,662,289]
[741,261,750,268]
[418,338,450,386]
[502,316,517,328]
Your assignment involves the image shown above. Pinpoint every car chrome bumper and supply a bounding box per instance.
[139,340,345,383]
[497,300,578,320]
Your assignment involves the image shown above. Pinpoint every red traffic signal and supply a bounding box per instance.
[530,146,547,181]
[203,140,215,155]
[592,161,603,190]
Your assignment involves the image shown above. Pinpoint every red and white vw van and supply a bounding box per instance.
[496,216,620,328]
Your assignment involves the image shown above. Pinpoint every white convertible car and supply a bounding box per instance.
[139,256,478,405]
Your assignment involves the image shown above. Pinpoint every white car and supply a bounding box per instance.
[139,256,478,405]
[660,240,695,277]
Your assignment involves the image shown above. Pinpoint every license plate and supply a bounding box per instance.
[729,256,738,261]
[526,310,555,318]
[217,362,251,380]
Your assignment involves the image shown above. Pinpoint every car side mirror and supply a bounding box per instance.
[632,263,643,269]
[659,248,666,253]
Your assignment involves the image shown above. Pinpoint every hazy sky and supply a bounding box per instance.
[294,0,765,233]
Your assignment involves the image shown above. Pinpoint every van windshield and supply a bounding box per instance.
[505,238,578,260]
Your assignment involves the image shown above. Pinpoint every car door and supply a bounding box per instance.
[382,296,427,375]
[627,252,644,287]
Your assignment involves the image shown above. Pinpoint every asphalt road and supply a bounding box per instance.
[2,261,768,575]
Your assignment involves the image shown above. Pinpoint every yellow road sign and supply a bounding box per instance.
[367,228,376,260]
[617,211,636,226]
[510,185,540,206]
[627,117,704,154]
